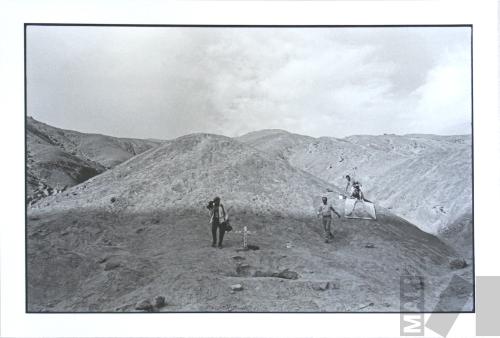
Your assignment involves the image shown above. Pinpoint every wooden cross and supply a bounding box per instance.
[234,226,253,250]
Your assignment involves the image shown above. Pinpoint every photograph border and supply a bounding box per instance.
[24,23,475,315]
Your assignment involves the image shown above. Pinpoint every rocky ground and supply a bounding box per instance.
[27,208,472,312]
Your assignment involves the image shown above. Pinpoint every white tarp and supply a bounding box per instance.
[344,198,377,220]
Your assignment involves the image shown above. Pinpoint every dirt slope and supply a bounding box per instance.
[26,117,160,203]
[27,134,471,312]
[238,130,472,236]
[438,214,473,259]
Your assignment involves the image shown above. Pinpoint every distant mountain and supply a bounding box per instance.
[27,134,470,312]
[26,117,161,204]
[238,130,472,237]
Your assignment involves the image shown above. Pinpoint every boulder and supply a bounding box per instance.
[135,300,153,312]
[449,258,468,270]
[312,282,330,291]
[276,269,299,280]
[154,296,166,308]
[97,257,108,264]
[104,261,121,271]
[230,284,243,291]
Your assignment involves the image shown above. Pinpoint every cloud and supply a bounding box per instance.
[410,47,472,134]
[27,26,471,139]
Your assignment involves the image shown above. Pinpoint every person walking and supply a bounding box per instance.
[317,195,341,243]
[207,197,227,248]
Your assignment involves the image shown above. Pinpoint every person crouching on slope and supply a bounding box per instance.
[207,197,227,249]
[317,195,341,243]
[350,181,372,203]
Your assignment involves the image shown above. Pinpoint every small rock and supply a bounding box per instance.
[365,243,375,248]
[253,270,267,277]
[135,300,153,312]
[276,269,299,280]
[247,244,259,251]
[152,218,160,224]
[110,197,116,203]
[312,282,330,291]
[97,257,108,264]
[329,282,339,290]
[232,256,245,261]
[236,263,251,276]
[135,228,145,234]
[154,296,166,308]
[449,258,467,270]
[230,284,243,291]
[414,277,425,290]
[104,261,121,271]
[358,302,375,310]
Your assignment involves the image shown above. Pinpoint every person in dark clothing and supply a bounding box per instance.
[207,196,227,248]
[351,181,363,200]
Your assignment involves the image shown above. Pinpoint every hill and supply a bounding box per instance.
[26,117,160,204]
[238,130,472,237]
[27,134,471,312]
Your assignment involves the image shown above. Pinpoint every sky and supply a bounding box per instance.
[27,26,472,139]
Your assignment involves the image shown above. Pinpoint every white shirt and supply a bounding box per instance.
[318,203,334,217]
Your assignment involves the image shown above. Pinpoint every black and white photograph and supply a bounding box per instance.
[25,25,473,313]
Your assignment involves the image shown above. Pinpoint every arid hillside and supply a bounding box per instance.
[239,130,472,238]
[27,117,160,204]
[27,134,471,312]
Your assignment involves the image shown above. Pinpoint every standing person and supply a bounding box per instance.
[344,175,352,197]
[208,197,227,248]
[317,195,341,243]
